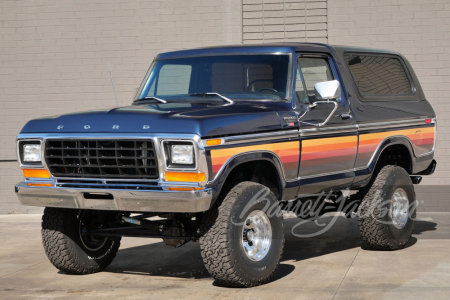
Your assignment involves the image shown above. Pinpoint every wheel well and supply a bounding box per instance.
[219,160,281,200]
[375,144,412,174]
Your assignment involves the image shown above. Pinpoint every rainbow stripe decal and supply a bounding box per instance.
[208,125,435,181]
[355,126,435,168]
[210,141,300,179]
[300,136,358,177]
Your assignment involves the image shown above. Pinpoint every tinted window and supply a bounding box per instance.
[140,55,290,101]
[148,65,192,96]
[295,57,334,104]
[345,54,413,96]
[212,63,274,93]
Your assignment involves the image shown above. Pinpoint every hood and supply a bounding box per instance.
[21,102,283,137]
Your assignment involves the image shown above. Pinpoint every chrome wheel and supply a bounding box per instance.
[390,188,409,229]
[242,210,272,261]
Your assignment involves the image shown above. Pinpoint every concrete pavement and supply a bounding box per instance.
[0,213,449,299]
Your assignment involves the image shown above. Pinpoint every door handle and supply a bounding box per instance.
[340,113,352,120]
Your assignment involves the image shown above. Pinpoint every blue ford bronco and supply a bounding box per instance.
[15,44,437,287]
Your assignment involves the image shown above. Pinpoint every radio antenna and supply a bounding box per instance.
[108,63,119,107]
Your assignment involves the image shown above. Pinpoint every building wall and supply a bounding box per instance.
[243,0,327,44]
[327,0,450,212]
[1,0,449,214]
[0,0,242,214]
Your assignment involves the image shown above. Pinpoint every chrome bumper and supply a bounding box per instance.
[15,182,214,213]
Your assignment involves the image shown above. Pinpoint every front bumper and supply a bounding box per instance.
[15,182,213,213]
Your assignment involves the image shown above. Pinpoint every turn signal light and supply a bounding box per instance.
[206,139,223,146]
[168,187,204,191]
[27,183,52,187]
[23,169,51,179]
[165,172,206,182]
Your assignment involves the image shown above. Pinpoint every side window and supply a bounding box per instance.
[345,54,413,96]
[296,57,334,104]
[151,64,192,96]
[295,66,308,104]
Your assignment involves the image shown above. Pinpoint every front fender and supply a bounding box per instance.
[206,151,299,204]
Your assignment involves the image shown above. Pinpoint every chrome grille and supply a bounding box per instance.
[45,140,159,179]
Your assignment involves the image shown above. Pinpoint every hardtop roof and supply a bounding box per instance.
[155,43,401,60]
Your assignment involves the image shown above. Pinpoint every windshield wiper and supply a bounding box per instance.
[189,93,234,104]
[135,96,167,104]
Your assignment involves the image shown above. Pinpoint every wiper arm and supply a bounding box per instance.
[135,96,167,104]
[189,93,234,104]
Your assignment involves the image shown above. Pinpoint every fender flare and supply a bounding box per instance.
[365,135,416,176]
[207,151,289,203]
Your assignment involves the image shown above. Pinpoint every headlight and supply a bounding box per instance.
[23,144,41,162]
[163,141,196,168]
[171,144,194,164]
[18,141,42,165]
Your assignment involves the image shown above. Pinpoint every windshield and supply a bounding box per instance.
[136,54,291,102]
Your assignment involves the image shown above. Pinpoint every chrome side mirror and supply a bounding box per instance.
[314,80,341,100]
[307,80,341,126]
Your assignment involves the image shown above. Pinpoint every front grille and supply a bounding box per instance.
[45,140,159,179]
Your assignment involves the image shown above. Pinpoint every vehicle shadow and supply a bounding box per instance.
[104,215,437,283]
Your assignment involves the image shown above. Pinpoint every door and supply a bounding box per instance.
[294,55,358,194]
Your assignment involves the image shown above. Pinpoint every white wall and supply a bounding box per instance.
[0,0,242,213]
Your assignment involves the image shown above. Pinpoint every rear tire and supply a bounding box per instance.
[42,207,120,274]
[357,165,416,250]
[200,182,284,287]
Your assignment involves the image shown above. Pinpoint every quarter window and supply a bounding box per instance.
[345,54,413,96]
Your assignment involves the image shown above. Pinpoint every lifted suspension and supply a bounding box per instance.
[81,213,202,246]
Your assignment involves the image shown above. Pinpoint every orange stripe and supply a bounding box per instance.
[359,127,435,142]
[302,136,356,147]
[210,141,300,174]
[360,127,435,147]
[302,141,357,153]
[211,141,299,157]
[212,147,299,165]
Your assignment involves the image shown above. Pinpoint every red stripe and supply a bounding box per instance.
[212,164,222,173]
[283,161,299,171]
[301,148,356,161]
[357,144,379,153]
[417,138,434,145]
[301,156,357,167]
[279,154,300,164]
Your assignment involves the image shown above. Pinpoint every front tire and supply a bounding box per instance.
[200,182,284,287]
[42,208,121,274]
[357,165,416,250]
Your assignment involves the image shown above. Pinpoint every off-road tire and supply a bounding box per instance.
[200,182,284,287]
[42,207,121,274]
[357,165,416,250]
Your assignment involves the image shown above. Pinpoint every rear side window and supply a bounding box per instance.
[345,54,413,97]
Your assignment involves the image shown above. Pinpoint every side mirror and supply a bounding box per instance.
[314,80,341,100]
